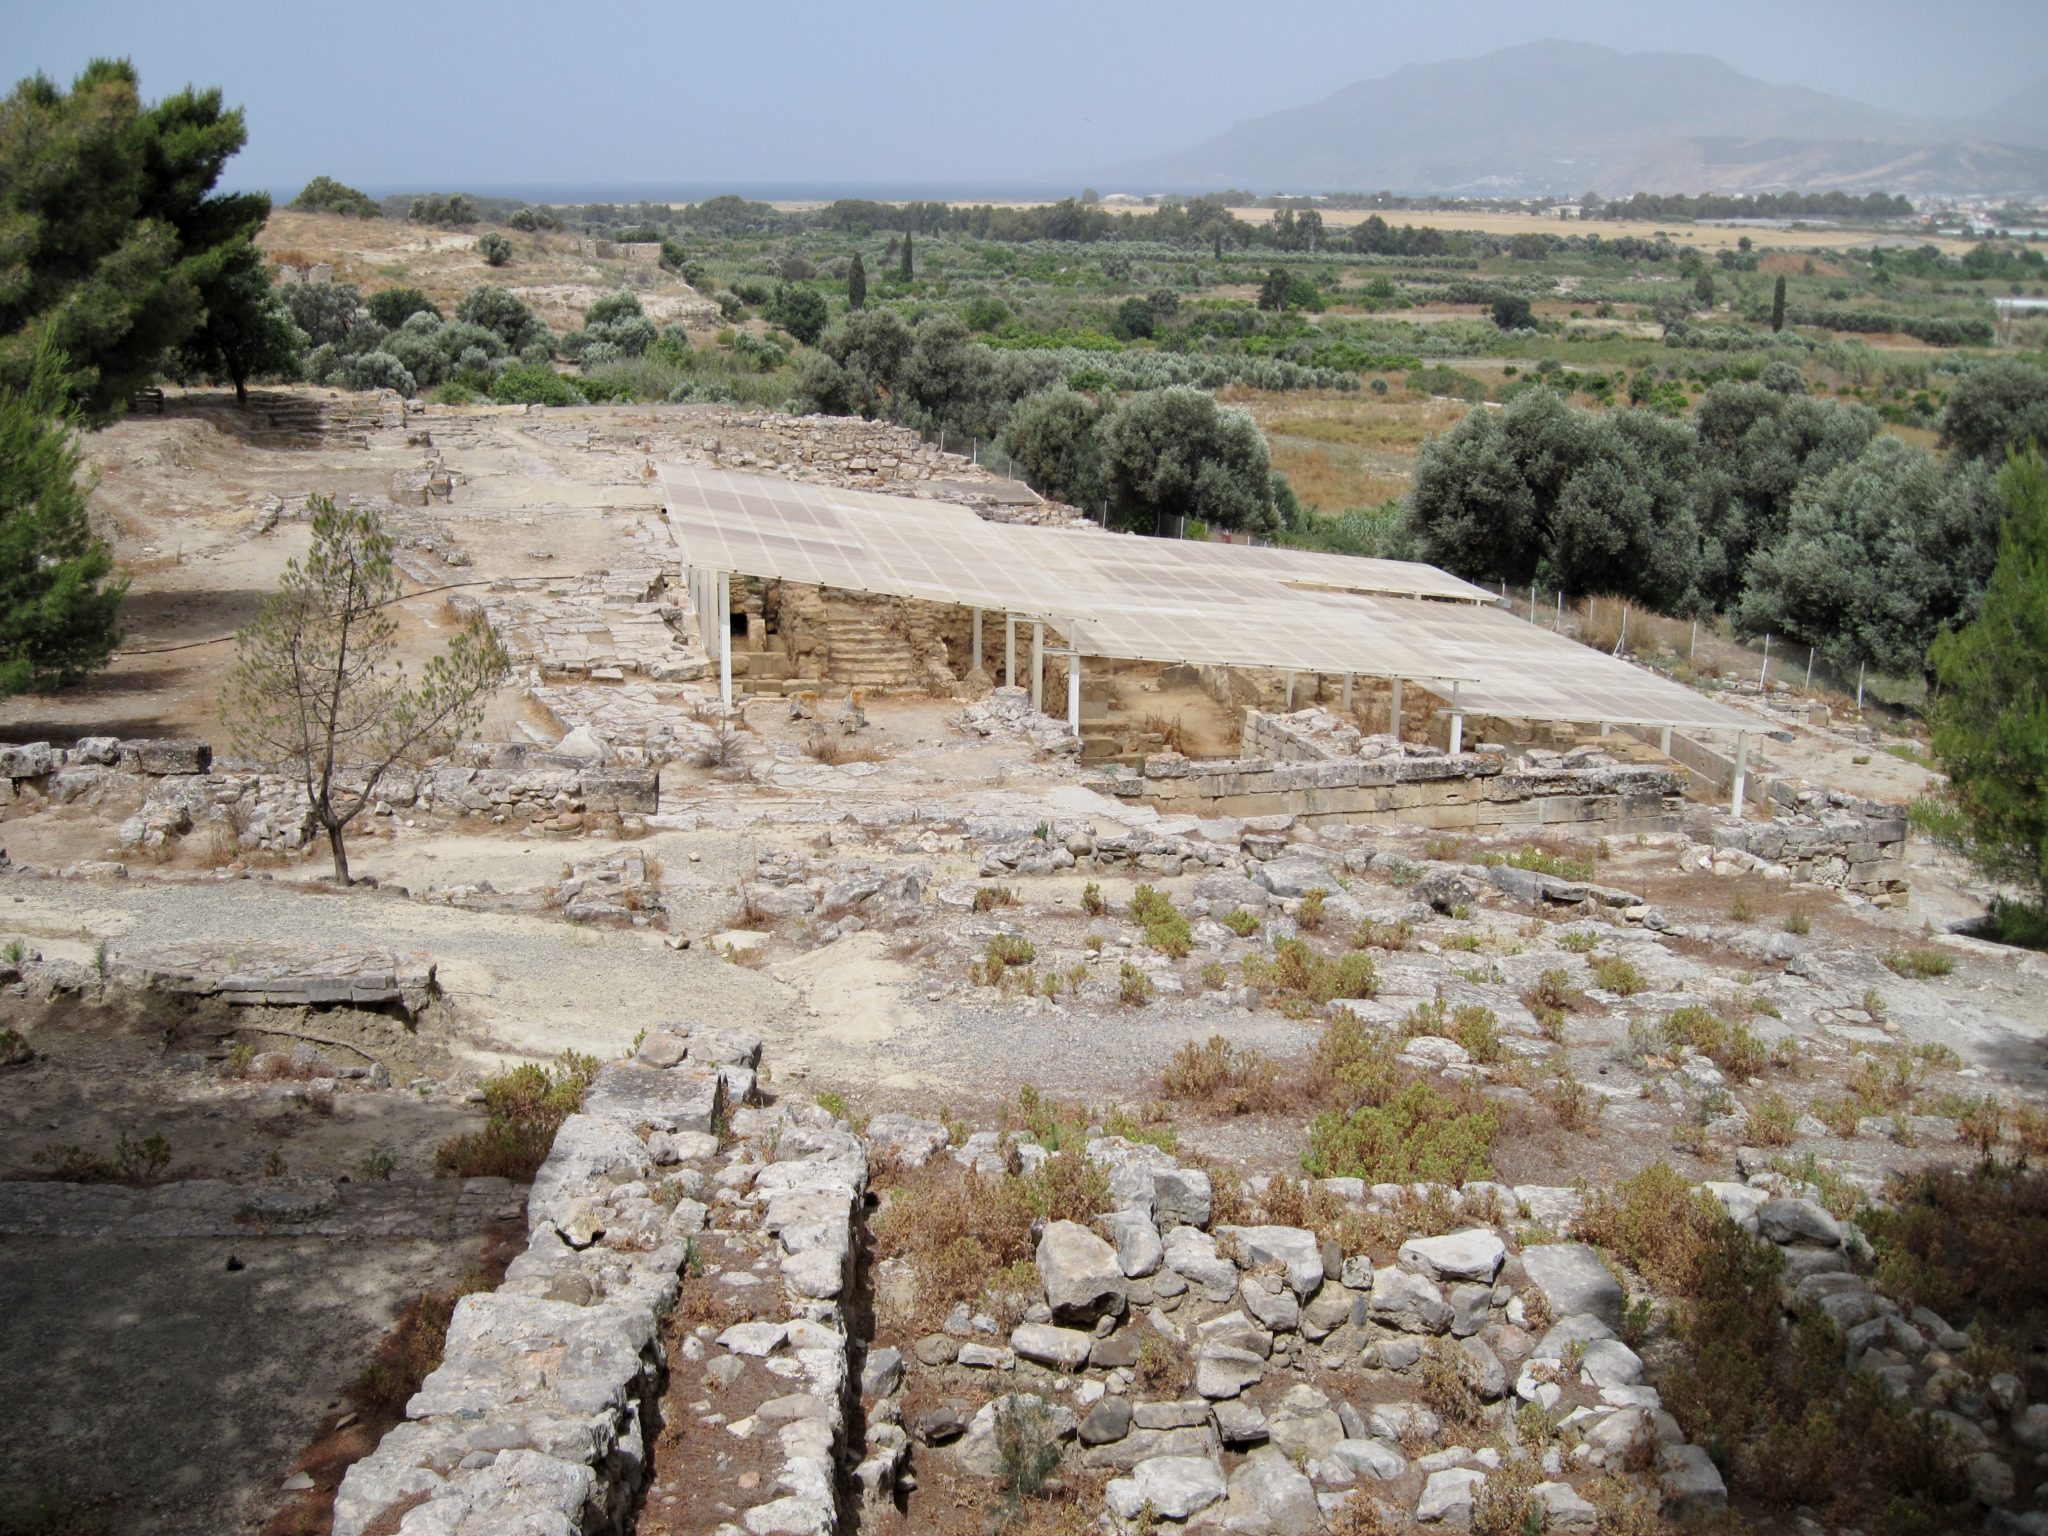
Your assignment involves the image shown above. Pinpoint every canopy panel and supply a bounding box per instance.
[658,465,1753,732]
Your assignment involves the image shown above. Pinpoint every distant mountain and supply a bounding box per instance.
[1972,76,2048,151]
[1104,42,2048,198]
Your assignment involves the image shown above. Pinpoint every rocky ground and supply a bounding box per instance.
[1,395,2045,1533]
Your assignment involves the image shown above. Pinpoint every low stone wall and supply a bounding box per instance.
[1103,746,1683,835]
[1700,795,1910,897]
[0,736,660,855]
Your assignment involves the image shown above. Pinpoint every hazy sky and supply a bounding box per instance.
[7,0,2046,195]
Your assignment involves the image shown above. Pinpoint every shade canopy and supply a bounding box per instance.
[658,464,1754,731]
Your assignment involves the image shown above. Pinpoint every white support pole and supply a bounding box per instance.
[1067,650,1081,737]
[1448,681,1464,756]
[1555,591,1563,630]
[1760,633,1771,694]
[972,607,983,673]
[1690,617,1698,659]
[1856,662,1866,711]
[1529,585,1537,623]
[1005,615,1016,688]
[1030,620,1044,712]
[1342,674,1354,710]
[717,570,733,709]
[1599,721,1611,737]
[1659,725,1674,755]
[1284,670,1295,710]
[1732,731,1750,820]
[1390,677,1404,739]
[1804,646,1814,690]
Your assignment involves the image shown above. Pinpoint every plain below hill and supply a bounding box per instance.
[1100,40,2048,198]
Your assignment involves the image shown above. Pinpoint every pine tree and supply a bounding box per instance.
[847,253,867,312]
[230,497,510,882]
[0,60,271,420]
[1928,448,2048,922]
[175,240,304,405]
[900,229,913,283]
[1770,275,1787,333]
[0,340,126,697]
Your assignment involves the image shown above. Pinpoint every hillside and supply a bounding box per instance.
[1106,40,2048,197]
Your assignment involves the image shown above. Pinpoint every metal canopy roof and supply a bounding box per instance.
[657,465,1753,732]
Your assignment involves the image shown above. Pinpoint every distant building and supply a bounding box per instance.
[1551,204,1582,220]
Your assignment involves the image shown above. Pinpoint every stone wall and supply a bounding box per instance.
[1697,794,1910,897]
[0,738,661,856]
[1101,713,1683,834]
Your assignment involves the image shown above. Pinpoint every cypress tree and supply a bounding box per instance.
[847,253,867,311]
[900,229,913,283]
[1770,275,1787,333]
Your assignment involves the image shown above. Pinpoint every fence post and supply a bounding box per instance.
[1760,633,1771,693]
[1529,584,1537,623]
[1690,617,1698,659]
[1857,661,1866,711]
[1555,591,1563,629]
[1615,605,1628,657]
[1804,646,1814,690]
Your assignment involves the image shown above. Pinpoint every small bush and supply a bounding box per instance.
[974,884,1019,912]
[1350,917,1413,951]
[1297,888,1328,931]
[990,933,1038,968]
[1662,1004,1769,1078]
[1542,1071,1600,1131]
[1221,907,1261,938]
[1119,962,1154,1006]
[1161,1036,1287,1114]
[1749,1091,1798,1145]
[0,1026,32,1067]
[435,1053,599,1179]
[490,364,583,406]
[1244,938,1378,1008]
[1128,883,1192,958]
[1557,929,1598,953]
[1882,946,1955,979]
[1080,881,1106,916]
[1588,953,1648,995]
[33,1130,172,1184]
[477,231,513,266]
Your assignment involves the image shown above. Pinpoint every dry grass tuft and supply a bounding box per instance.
[872,1153,1111,1330]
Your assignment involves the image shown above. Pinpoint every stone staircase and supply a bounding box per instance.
[222,390,404,449]
[821,607,925,691]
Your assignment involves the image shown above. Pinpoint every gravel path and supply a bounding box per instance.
[7,871,793,1069]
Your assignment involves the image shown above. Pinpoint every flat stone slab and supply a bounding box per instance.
[108,941,438,1017]
[579,1062,724,1135]
[1519,1243,1624,1328]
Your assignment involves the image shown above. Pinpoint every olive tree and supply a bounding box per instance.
[230,497,510,883]
[1096,387,1274,535]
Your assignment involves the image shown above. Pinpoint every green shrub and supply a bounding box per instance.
[1882,946,1955,979]
[490,364,583,406]
[1221,908,1260,938]
[477,231,513,266]
[1662,1004,1769,1078]
[1588,953,1648,995]
[1128,884,1192,958]
[1303,1081,1499,1185]
[1119,962,1153,1006]
[435,1053,599,1179]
